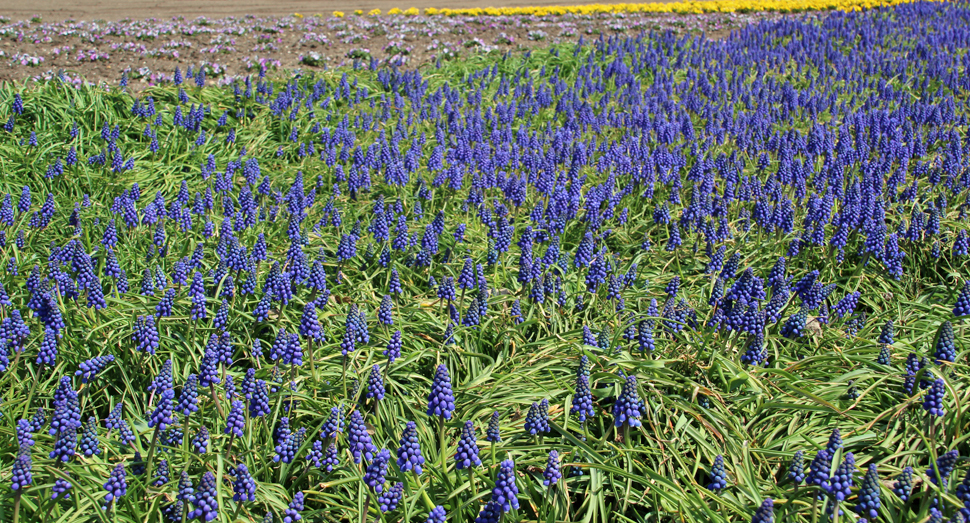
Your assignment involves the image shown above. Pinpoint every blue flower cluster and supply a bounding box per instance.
[1,5,969,522]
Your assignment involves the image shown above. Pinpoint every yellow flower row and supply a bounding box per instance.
[333,0,939,17]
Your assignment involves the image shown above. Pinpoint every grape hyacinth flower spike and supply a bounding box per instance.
[751,499,774,523]
[706,455,727,492]
[427,364,455,419]
[855,464,881,520]
[543,450,562,487]
[935,321,956,364]
[427,364,455,467]
[187,471,218,521]
[923,378,947,418]
[928,450,959,487]
[954,280,970,317]
[363,448,391,493]
[787,450,805,485]
[455,420,482,470]
[102,464,127,511]
[396,421,425,475]
[283,491,304,523]
[524,400,550,436]
[491,459,520,512]
[426,506,447,523]
[572,356,595,423]
[613,374,642,430]
[893,466,913,501]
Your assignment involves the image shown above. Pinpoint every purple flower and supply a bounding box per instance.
[455,420,481,470]
[427,365,455,419]
[613,375,641,428]
[102,464,127,510]
[543,450,562,486]
[348,409,376,464]
[491,459,520,512]
[283,491,305,522]
[187,471,218,521]
[363,448,391,493]
[396,421,425,474]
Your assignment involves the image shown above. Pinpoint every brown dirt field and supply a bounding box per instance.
[0,3,798,87]
[0,0,658,22]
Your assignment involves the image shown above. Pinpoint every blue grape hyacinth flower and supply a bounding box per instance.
[787,450,805,484]
[187,471,218,522]
[855,464,881,520]
[486,411,501,443]
[364,448,391,493]
[396,421,425,475]
[283,491,304,523]
[751,499,774,523]
[893,466,913,501]
[543,450,562,487]
[491,459,520,512]
[923,378,947,418]
[706,455,728,492]
[455,420,482,470]
[102,464,127,510]
[613,375,642,428]
[426,506,447,523]
[427,365,455,420]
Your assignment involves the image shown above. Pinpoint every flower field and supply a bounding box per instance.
[420,0,944,15]
[1,1,970,523]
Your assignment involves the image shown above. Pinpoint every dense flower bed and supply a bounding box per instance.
[421,0,943,15]
[0,1,969,523]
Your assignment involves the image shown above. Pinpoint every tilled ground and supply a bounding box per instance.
[0,11,802,88]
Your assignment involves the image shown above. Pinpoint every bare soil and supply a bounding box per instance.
[3,0,613,22]
[0,7,798,87]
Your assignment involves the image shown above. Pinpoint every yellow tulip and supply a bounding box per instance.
[410,0,923,16]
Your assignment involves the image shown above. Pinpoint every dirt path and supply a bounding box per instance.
[0,0,618,22]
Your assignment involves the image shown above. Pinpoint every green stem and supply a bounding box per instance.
[13,490,22,523]
[438,417,448,470]
[8,350,21,395]
[459,288,466,318]
[308,339,317,386]
[418,487,436,511]
[490,442,497,480]
[181,415,191,473]
[289,364,298,414]
[373,401,383,439]
[342,354,348,400]
[144,424,161,483]
[24,372,40,420]
[542,484,552,522]
[361,488,372,523]
[622,439,633,515]
[210,384,225,418]
[293,462,314,489]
